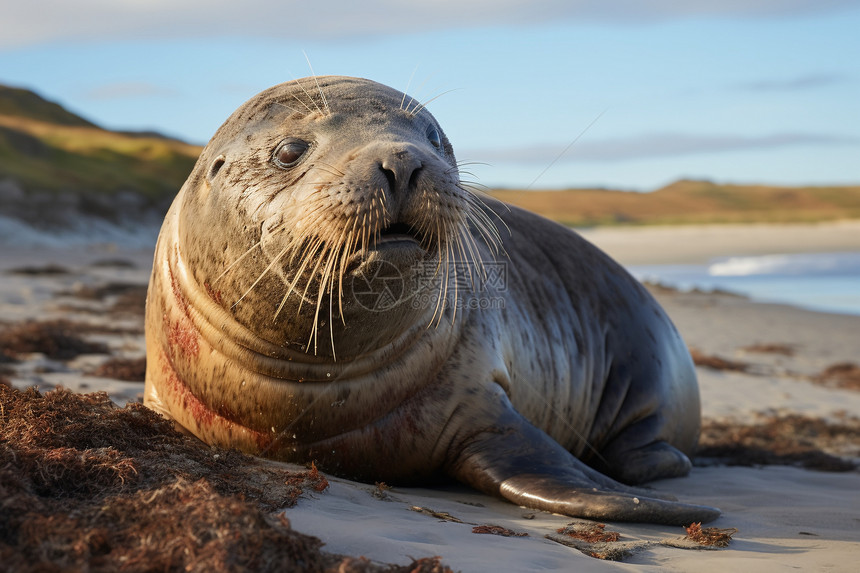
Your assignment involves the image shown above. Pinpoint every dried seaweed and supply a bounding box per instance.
[684,522,737,547]
[741,343,796,356]
[471,525,528,537]
[88,356,147,381]
[0,386,453,572]
[697,414,859,471]
[0,320,109,360]
[814,362,860,391]
[556,522,620,543]
[689,348,749,372]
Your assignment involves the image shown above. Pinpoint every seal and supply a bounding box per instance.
[144,75,720,524]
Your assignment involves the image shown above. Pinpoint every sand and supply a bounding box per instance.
[1,221,858,572]
[578,220,860,265]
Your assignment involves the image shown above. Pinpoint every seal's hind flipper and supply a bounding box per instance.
[446,407,719,525]
[594,439,694,485]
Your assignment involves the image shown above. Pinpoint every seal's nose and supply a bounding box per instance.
[379,149,423,195]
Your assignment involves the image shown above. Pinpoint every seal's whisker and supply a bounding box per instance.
[328,278,336,360]
[427,215,448,327]
[233,244,291,310]
[302,51,330,115]
[215,238,263,283]
[449,238,460,325]
[400,65,419,111]
[336,228,360,323]
[435,236,455,328]
[460,185,512,242]
[460,226,482,284]
[453,225,476,291]
[292,72,326,117]
[276,236,325,319]
[274,240,321,320]
[290,93,315,115]
[271,101,303,115]
[456,160,492,169]
[464,199,506,258]
[409,89,460,118]
[402,73,435,114]
[321,223,351,325]
[308,245,340,354]
[312,161,346,178]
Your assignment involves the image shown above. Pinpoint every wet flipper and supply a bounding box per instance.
[446,408,720,525]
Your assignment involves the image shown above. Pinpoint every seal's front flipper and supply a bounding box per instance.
[446,409,720,525]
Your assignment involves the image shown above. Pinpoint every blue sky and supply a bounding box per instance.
[1,1,858,190]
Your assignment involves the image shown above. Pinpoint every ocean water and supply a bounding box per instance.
[629,251,860,317]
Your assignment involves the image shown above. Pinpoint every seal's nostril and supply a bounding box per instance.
[408,164,422,191]
[380,154,423,194]
[380,164,397,194]
[209,155,226,180]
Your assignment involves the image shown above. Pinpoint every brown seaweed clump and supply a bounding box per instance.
[88,356,147,382]
[471,525,529,537]
[814,362,860,391]
[556,522,621,543]
[0,386,453,572]
[696,414,859,472]
[688,348,749,372]
[683,522,737,547]
[0,319,109,360]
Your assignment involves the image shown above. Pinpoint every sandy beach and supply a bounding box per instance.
[2,221,858,572]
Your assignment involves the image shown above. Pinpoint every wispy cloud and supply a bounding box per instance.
[464,132,860,164]
[736,73,850,92]
[84,82,178,100]
[2,0,858,49]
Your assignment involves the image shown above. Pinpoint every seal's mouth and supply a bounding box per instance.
[377,222,424,245]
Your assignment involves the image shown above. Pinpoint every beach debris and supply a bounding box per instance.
[64,282,148,316]
[285,461,330,496]
[88,356,147,382]
[409,506,464,523]
[555,522,620,543]
[682,522,737,547]
[741,343,796,356]
[547,528,643,560]
[697,414,858,472]
[5,263,71,275]
[547,519,740,560]
[814,362,860,391]
[0,319,109,361]
[371,481,396,501]
[688,348,749,372]
[471,525,529,537]
[2,385,457,572]
[89,258,137,269]
[545,520,641,560]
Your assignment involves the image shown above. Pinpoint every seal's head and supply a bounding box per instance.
[175,76,497,358]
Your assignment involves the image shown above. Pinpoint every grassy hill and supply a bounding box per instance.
[1,82,858,229]
[491,180,860,226]
[0,84,200,203]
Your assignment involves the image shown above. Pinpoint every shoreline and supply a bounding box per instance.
[578,220,860,265]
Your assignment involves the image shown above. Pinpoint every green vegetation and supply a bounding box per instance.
[0,85,95,127]
[491,179,860,226]
[2,83,858,226]
[0,84,200,203]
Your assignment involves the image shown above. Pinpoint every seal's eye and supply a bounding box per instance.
[273,140,309,168]
[427,125,442,149]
